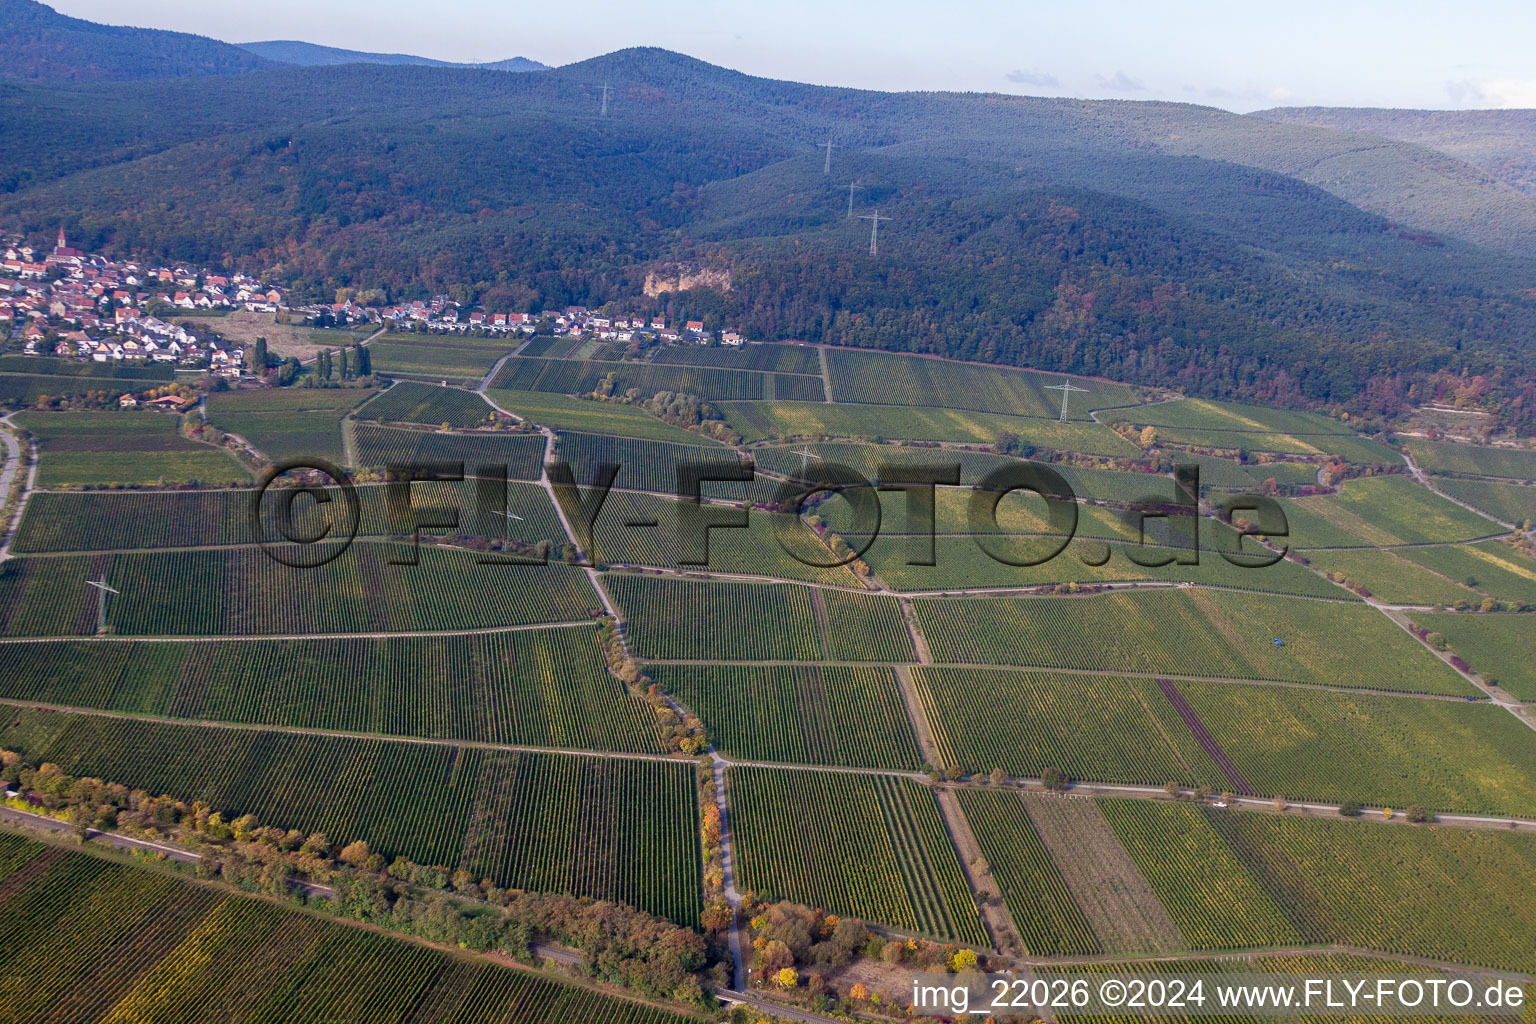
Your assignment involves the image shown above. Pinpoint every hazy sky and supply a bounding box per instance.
[49,0,1536,111]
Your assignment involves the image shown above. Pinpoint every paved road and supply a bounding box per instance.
[0,413,38,560]
[2,804,198,862]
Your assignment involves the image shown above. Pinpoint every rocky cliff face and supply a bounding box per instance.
[643,265,731,297]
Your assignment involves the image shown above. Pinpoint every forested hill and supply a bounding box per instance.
[3,45,1535,430]
[0,0,275,81]
[1255,106,1536,196]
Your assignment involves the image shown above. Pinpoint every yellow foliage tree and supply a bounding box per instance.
[774,967,799,989]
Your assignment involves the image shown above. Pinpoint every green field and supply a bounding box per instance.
[14,410,249,487]
[206,387,373,467]
[655,664,922,769]
[1404,439,1536,481]
[352,424,546,478]
[729,766,987,944]
[1409,613,1536,701]
[1176,679,1536,817]
[1302,547,1483,605]
[0,627,663,752]
[1101,799,1536,972]
[1290,476,1502,546]
[485,388,712,443]
[0,543,600,636]
[355,381,496,428]
[0,835,694,1024]
[0,713,700,924]
[957,789,1103,956]
[912,668,1226,787]
[605,574,823,661]
[10,479,564,553]
[913,588,1474,695]
[1435,478,1536,526]
[719,400,1140,453]
[825,348,1140,419]
[1397,541,1536,606]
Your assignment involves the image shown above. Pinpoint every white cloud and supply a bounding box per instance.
[1094,70,1145,92]
[1446,77,1536,108]
[1005,68,1060,88]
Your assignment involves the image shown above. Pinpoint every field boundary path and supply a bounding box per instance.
[933,785,1016,952]
[710,755,748,990]
[816,345,833,402]
[0,412,38,560]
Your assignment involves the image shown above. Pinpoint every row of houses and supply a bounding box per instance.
[2,230,269,372]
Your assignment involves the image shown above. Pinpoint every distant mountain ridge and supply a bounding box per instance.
[237,40,546,72]
[4,34,1536,429]
[1255,107,1536,196]
[0,0,275,81]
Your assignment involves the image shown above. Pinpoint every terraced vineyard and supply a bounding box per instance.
[0,543,600,636]
[1404,439,1536,480]
[651,341,822,374]
[0,835,695,1023]
[654,665,922,769]
[11,479,564,552]
[555,430,745,494]
[15,409,249,487]
[1435,478,1536,525]
[0,627,665,752]
[206,387,373,467]
[1302,547,1482,605]
[956,789,1102,956]
[1175,680,1536,817]
[1398,541,1536,606]
[1408,612,1536,701]
[1098,799,1300,950]
[1101,799,1536,973]
[606,574,824,660]
[825,348,1139,419]
[719,400,1140,453]
[912,668,1226,787]
[1292,475,1502,546]
[587,490,860,586]
[1,714,701,923]
[729,766,987,944]
[367,334,513,380]
[486,388,710,442]
[352,424,545,478]
[862,527,1347,598]
[356,381,495,427]
[1208,808,1536,973]
[912,589,1475,695]
[821,589,916,660]
[492,355,822,402]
